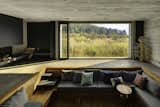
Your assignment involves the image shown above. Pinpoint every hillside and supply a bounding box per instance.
[68,24,127,36]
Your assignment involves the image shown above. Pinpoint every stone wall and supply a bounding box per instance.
[145,17,160,67]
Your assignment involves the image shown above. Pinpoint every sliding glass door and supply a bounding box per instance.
[59,23,69,59]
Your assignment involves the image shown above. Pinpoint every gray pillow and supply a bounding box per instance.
[81,72,93,86]
[85,69,101,81]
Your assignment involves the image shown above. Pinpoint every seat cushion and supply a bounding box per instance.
[135,87,160,107]
[58,81,112,89]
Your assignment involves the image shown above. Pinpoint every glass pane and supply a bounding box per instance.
[69,23,129,58]
[60,24,68,58]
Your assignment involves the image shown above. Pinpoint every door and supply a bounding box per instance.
[59,23,69,59]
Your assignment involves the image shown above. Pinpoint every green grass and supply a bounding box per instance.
[62,33,129,57]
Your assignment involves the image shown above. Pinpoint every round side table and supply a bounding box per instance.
[116,84,132,107]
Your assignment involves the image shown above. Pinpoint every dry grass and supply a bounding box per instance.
[62,33,129,57]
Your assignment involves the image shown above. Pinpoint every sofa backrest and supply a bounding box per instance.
[61,69,125,83]
[144,74,160,99]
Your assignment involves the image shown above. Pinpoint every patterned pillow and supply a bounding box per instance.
[81,72,93,86]
[110,76,124,87]
[133,74,147,89]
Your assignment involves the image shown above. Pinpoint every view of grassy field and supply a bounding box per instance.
[61,24,129,58]
[69,33,128,57]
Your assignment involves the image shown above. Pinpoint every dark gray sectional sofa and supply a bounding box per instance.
[56,69,160,107]
[133,74,160,107]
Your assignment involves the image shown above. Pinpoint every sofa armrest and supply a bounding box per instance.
[24,101,42,107]
[135,87,160,107]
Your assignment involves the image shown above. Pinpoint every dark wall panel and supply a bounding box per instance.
[50,21,56,59]
[27,22,56,59]
[27,22,51,51]
[0,14,23,47]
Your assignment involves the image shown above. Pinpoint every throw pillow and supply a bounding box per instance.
[85,69,100,81]
[122,70,143,83]
[133,74,147,89]
[101,70,123,84]
[73,71,83,83]
[110,76,124,87]
[61,70,74,81]
[81,72,93,86]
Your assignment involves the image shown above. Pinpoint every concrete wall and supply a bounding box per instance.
[12,20,27,54]
[145,17,160,67]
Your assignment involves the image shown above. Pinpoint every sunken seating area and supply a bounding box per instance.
[46,68,160,107]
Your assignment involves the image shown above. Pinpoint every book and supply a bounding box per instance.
[38,80,56,86]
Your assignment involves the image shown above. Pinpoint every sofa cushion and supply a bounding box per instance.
[73,71,83,83]
[101,70,123,84]
[135,87,160,107]
[81,72,93,86]
[57,81,112,89]
[61,70,74,81]
[122,70,143,83]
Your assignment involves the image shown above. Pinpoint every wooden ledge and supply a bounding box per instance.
[30,88,57,107]
[46,67,141,71]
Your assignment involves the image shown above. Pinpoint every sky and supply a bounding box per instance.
[92,24,129,35]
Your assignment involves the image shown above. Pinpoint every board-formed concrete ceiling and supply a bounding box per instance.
[0,0,160,21]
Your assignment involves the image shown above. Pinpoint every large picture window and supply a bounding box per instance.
[69,23,130,58]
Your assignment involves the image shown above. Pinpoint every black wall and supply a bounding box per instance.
[27,22,55,58]
[135,21,144,42]
[0,14,23,47]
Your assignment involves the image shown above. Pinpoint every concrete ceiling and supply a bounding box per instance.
[0,0,160,21]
